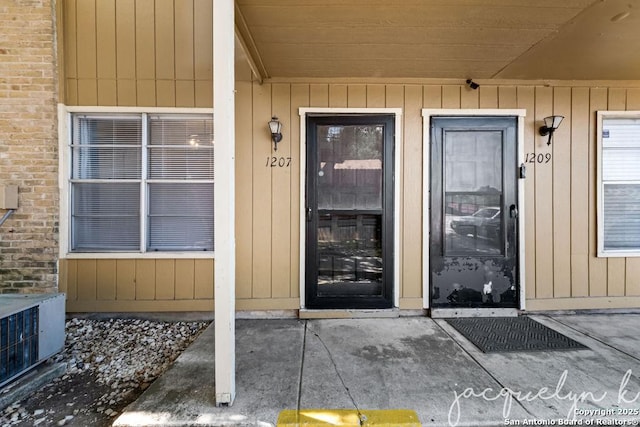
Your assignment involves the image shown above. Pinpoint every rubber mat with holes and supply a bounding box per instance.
[445,316,587,353]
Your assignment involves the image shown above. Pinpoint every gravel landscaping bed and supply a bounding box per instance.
[0,317,210,426]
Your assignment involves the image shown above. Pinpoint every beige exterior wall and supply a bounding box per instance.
[0,1,59,293]
[60,0,213,107]
[60,259,214,312]
[58,0,640,312]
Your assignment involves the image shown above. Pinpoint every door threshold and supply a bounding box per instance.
[299,308,399,319]
[431,308,519,318]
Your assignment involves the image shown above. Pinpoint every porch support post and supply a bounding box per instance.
[213,0,236,405]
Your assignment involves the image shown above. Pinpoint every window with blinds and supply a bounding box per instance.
[70,113,214,252]
[600,116,640,255]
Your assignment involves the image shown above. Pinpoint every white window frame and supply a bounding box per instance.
[597,110,640,257]
[58,105,215,259]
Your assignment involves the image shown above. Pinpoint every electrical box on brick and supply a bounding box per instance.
[0,185,18,209]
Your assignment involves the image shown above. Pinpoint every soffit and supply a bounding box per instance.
[235,0,639,80]
[496,0,640,80]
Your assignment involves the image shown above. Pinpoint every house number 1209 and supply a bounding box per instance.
[265,156,292,167]
[525,153,552,164]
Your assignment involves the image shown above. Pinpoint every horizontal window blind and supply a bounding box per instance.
[72,146,141,179]
[148,183,214,251]
[148,183,214,216]
[72,116,142,179]
[603,184,640,249]
[72,116,142,145]
[71,183,140,251]
[148,116,214,179]
[601,118,640,252]
[147,115,214,251]
[69,112,214,253]
[148,116,213,146]
[602,149,640,181]
[148,148,214,179]
[602,118,640,147]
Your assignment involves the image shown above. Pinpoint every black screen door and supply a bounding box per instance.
[430,116,519,309]
[305,115,394,309]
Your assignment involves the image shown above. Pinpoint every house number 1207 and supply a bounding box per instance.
[265,156,292,167]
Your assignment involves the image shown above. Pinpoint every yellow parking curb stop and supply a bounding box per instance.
[277,409,421,426]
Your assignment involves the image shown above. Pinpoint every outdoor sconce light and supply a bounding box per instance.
[268,116,283,151]
[539,115,564,146]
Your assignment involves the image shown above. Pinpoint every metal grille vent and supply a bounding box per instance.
[0,307,39,384]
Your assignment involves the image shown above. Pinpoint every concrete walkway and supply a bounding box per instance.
[113,314,640,427]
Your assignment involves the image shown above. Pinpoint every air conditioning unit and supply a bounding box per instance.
[0,293,65,388]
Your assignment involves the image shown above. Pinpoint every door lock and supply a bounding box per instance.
[519,163,527,179]
[509,204,518,219]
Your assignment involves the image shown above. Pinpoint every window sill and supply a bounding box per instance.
[597,250,640,258]
[62,252,215,260]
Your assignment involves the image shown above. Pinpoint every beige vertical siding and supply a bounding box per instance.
[60,259,215,312]
[571,88,590,298]
[59,1,640,312]
[271,84,292,298]
[62,0,213,107]
[235,79,253,301]
[400,86,423,308]
[251,83,273,299]
[553,87,572,299]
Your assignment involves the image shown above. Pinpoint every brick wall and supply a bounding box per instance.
[0,1,58,293]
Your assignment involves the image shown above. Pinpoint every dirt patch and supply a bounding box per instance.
[1,318,210,426]
[4,371,136,426]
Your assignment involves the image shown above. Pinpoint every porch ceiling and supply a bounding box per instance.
[235,0,640,81]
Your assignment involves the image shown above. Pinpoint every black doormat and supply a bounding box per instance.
[445,316,587,353]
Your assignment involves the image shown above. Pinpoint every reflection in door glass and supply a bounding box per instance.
[446,195,502,255]
[444,131,504,256]
[317,125,383,210]
[445,131,502,192]
[315,124,384,297]
[317,214,383,296]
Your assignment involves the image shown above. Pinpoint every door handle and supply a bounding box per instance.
[509,204,518,219]
[306,207,312,222]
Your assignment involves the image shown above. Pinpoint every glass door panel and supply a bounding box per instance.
[306,116,394,309]
[317,213,383,296]
[444,131,504,256]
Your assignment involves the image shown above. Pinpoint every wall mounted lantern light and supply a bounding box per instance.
[539,115,564,146]
[268,116,283,151]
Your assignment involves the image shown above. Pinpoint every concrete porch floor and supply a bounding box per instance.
[113,314,640,427]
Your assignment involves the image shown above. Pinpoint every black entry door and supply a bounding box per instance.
[430,117,519,309]
[306,115,394,309]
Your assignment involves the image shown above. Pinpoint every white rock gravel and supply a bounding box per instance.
[0,318,209,426]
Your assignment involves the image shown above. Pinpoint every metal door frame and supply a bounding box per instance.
[421,109,527,315]
[298,108,403,310]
